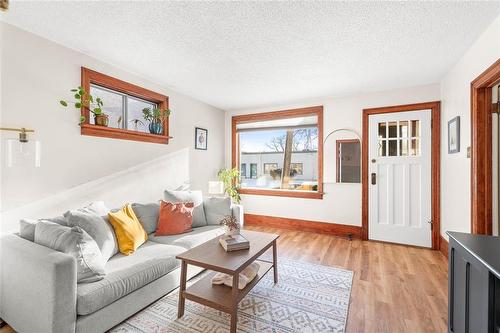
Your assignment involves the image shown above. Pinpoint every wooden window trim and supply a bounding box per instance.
[232,106,324,199]
[336,139,360,182]
[80,67,170,144]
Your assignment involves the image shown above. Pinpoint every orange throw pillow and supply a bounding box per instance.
[156,201,195,236]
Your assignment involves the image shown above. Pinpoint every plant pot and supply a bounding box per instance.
[149,122,163,135]
[94,114,109,127]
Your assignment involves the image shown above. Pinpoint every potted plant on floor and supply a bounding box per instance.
[218,168,241,204]
[60,86,108,126]
[142,107,171,135]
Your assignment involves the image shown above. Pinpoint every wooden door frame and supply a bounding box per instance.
[362,101,441,250]
[471,58,500,235]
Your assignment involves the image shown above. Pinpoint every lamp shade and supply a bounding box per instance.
[6,138,41,167]
[208,181,224,195]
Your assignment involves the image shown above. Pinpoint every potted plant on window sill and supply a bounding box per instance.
[60,86,108,126]
[142,107,171,135]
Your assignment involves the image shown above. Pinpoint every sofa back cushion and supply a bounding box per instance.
[34,221,106,283]
[131,202,160,234]
[156,201,195,236]
[164,190,207,228]
[203,197,232,225]
[19,215,68,242]
[64,208,118,263]
[108,204,148,255]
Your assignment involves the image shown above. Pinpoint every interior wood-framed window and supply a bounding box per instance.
[80,67,170,144]
[232,106,323,199]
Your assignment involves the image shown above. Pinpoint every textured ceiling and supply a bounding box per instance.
[2,1,499,110]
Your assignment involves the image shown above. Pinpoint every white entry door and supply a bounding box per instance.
[368,110,432,247]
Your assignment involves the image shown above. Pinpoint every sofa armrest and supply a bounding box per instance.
[0,234,77,333]
[231,204,244,227]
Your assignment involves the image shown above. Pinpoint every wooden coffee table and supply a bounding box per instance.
[176,230,279,333]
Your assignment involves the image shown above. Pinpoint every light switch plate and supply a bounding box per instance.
[467,146,471,158]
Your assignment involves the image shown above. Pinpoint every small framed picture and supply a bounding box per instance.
[195,127,208,150]
[448,116,460,154]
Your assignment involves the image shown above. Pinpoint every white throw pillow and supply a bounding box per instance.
[64,202,118,263]
[164,190,207,228]
[19,216,68,242]
[34,222,106,283]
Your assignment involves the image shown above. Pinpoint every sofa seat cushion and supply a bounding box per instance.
[76,241,185,315]
[149,225,224,249]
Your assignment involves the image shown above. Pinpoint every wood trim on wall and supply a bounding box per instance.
[471,58,500,235]
[80,67,170,144]
[439,235,449,259]
[244,213,362,239]
[232,106,324,199]
[362,101,441,250]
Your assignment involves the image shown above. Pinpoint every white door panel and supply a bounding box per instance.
[368,110,432,248]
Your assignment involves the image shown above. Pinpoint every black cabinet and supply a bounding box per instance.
[447,232,500,333]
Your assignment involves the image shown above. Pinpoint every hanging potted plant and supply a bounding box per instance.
[142,107,171,135]
[59,87,108,126]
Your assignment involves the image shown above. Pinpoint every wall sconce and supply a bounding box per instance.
[1,127,41,167]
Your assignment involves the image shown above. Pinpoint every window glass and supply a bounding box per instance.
[237,117,318,192]
[90,85,124,128]
[240,163,246,178]
[127,96,155,133]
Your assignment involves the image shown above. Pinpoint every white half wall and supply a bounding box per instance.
[0,23,225,233]
[440,14,500,239]
[225,84,440,226]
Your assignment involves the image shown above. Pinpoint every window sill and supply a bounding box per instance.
[239,188,323,199]
[81,124,172,144]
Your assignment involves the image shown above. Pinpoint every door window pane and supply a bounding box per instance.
[378,140,387,157]
[411,120,420,137]
[127,96,155,133]
[399,121,409,138]
[388,140,398,156]
[378,123,387,138]
[399,139,409,156]
[411,139,420,156]
[90,85,124,128]
[388,122,398,138]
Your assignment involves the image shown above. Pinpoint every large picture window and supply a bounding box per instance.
[232,106,323,199]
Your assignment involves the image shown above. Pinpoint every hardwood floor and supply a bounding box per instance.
[0,225,448,333]
[247,225,449,333]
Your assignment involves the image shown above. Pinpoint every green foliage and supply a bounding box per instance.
[142,107,171,124]
[218,168,241,204]
[59,86,105,124]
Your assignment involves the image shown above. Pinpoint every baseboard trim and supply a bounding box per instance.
[244,213,362,239]
[439,235,448,259]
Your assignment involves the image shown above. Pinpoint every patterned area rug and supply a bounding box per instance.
[110,257,353,333]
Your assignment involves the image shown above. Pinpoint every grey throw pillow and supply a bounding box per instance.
[164,190,207,228]
[64,209,118,263]
[19,216,68,242]
[34,222,106,283]
[203,197,232,226]
[131,203,160,234]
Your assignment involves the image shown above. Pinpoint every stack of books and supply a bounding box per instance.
[219,234,250,252]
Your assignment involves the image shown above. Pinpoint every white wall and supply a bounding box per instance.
[440,14,500,239]
[225,84,440,226]
[0,23,225,233]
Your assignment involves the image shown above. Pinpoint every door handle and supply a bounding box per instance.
[371,173,376,185]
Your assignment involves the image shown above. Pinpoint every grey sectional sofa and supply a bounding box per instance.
[0,203,243,333]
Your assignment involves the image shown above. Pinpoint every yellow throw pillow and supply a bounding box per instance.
[108,204,148,255]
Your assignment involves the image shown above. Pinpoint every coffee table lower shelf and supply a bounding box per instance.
[182,260,273,313]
